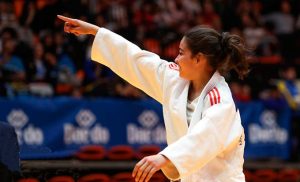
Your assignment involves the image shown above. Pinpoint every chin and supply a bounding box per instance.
[179,72,188,80]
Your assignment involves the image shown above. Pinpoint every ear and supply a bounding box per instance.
[195,53,204,63]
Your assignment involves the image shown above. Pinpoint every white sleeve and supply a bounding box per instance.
[91,28,168,103]
[159,95,241,179]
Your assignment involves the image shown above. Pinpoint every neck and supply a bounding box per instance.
[189,71,214,101]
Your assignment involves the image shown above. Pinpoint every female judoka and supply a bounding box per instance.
[57,15,250,182]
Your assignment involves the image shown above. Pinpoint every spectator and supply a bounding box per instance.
[27,42,54,97]
[259,83,287,110]
[262,1,295,35]
[31,43,47,82]
[197,0,222,31]
[276,66,300,111]
[82,60,115,97]
[262,0,295,61]
[256,21,281,57]
[276,65,300,161]
[44,51,58,89]
[0,39,26,97]
[241,13,264,49]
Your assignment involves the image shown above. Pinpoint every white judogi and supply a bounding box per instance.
[91,28,246,182]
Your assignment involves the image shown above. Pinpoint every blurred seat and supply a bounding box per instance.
[258,55,282,64]
[78,173,110,182]
[252,169,278,182]
[107,145,135,160]
[277,169,300,182]
[112,172,166,182]
[112,172,134,182]
[76,145,106,160]
[243,170,254,182]
[55,84,73,95]
[48,175,75,182]
[18,178,40,182]
[136,145,160,159]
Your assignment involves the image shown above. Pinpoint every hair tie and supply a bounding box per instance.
[219,32,228,58]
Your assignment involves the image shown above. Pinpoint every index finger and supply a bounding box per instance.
[57,15,78,25]
[132,159,146,178]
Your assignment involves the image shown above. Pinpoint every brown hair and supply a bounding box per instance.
[184,26,250,79]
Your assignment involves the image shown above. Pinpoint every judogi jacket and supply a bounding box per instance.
[91,28,246,182]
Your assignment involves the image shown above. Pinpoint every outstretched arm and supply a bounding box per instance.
[58,15,169,103]
[57,15,99,36]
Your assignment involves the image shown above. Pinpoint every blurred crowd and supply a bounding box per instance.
[0,0,300,108]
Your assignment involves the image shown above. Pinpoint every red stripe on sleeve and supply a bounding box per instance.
[214,87,221,103]
[208,91,213,106]
[211,89,217,104]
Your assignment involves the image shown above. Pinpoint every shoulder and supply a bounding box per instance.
[203,82,234,108]
[206,87,221,106]
[167,62,180,71]
[163,62,180,81]
[161,62,188,99]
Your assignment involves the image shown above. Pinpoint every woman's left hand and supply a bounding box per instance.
[132,154,168,182]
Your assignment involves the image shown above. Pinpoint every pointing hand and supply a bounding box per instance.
[57,15,99,36]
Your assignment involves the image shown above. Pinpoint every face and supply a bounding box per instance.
[175,37,199,80]
[285,67,296,80]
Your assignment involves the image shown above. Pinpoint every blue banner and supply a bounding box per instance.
[0,97,291,160]
[0,97,166,159]
[237,102,291,159]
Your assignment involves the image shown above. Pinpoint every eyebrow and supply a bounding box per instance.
[179,48,184,52]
